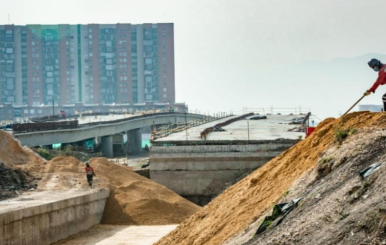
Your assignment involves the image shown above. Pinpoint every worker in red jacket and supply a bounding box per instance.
[85,161,96,188]
[364,59,386,110]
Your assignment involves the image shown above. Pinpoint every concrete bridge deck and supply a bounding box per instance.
[154,114,305,142]
[13,112,206,147]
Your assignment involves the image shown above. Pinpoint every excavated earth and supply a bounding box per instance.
[226,128,386,245]
[0,130,200,226]
[0,163,38,200]
[155,112,386,245]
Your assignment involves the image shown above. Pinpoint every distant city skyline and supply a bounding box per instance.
[0,23,175,107]
[1,0,386,119]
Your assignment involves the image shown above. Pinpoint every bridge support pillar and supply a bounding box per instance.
[101,135,113,158]
[126,129,142,155]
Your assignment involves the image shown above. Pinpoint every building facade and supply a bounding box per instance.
[0,23,175,108]
[358,104,383,112]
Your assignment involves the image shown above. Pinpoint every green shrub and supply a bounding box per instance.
[37,148,54,160]
[63,145,73,155]
[321,156,333,164]
[335,127,356,143]
[282,190,290,197]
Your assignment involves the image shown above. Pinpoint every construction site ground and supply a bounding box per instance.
[0,128,200,244]
[4,112,386,244]
[54,224,177,245]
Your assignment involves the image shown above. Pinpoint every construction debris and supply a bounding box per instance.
[0,162,38,200]
[359,162,383,179]
[255,197,302,235]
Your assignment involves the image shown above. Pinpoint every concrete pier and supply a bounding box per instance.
[150,142,295,205]
[101,135,113,158]
[126,128,142,154]
[0,189,109,245]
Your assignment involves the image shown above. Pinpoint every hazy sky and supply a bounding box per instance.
[1,0,386,119]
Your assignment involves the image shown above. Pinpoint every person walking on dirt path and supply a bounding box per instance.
[85,161,96,188]
[364,59,386,110]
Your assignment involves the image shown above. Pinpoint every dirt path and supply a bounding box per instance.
[54,224,177,245]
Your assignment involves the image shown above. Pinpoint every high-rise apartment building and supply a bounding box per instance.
[0,23,175,107]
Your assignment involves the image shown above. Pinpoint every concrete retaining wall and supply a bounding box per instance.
[0,189,109,245]
[150,143,294,154]
[150,141,297,203]
[151,170,250,196]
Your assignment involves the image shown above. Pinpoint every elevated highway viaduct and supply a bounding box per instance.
[13,113,206,157]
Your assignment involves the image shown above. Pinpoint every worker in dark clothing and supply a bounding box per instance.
[364,59,386,110]
[85,161,96,188]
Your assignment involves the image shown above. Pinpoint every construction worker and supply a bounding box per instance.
[85,161,96,188]
[364,59,386,110]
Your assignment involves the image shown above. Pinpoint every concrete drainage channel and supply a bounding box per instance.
[0,189,109,245]
[0,188,181,245]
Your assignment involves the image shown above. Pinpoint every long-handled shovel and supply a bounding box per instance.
[342,95,365,116]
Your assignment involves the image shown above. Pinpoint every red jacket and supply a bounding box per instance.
[369,64,386,93]
[85,166,95,176]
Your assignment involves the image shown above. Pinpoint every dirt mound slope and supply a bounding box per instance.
[26,155,200,225]
[0,130,43,167]
[240,128,386,245]
[90,157,200,225]
[0,162,38,200]
[155,112,386,245]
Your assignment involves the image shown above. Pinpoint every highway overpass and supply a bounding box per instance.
[13,112,207,157]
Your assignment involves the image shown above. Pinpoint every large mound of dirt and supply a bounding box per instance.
[240,127,386,244]
[155,112,386,245]
[0,130,43,167]
[90,157,200,225]
[27,155,200,225]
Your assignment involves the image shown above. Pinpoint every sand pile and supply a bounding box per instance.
[25,155,200,225]
[91,157,200,225]
[155,111,386,245]
[0,130,43,167]
[240,127,386,244]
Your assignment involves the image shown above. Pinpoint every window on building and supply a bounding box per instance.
[145,76,152,83]
[6,78,14,89]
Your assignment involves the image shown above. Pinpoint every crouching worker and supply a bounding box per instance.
[85,161,96,188]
